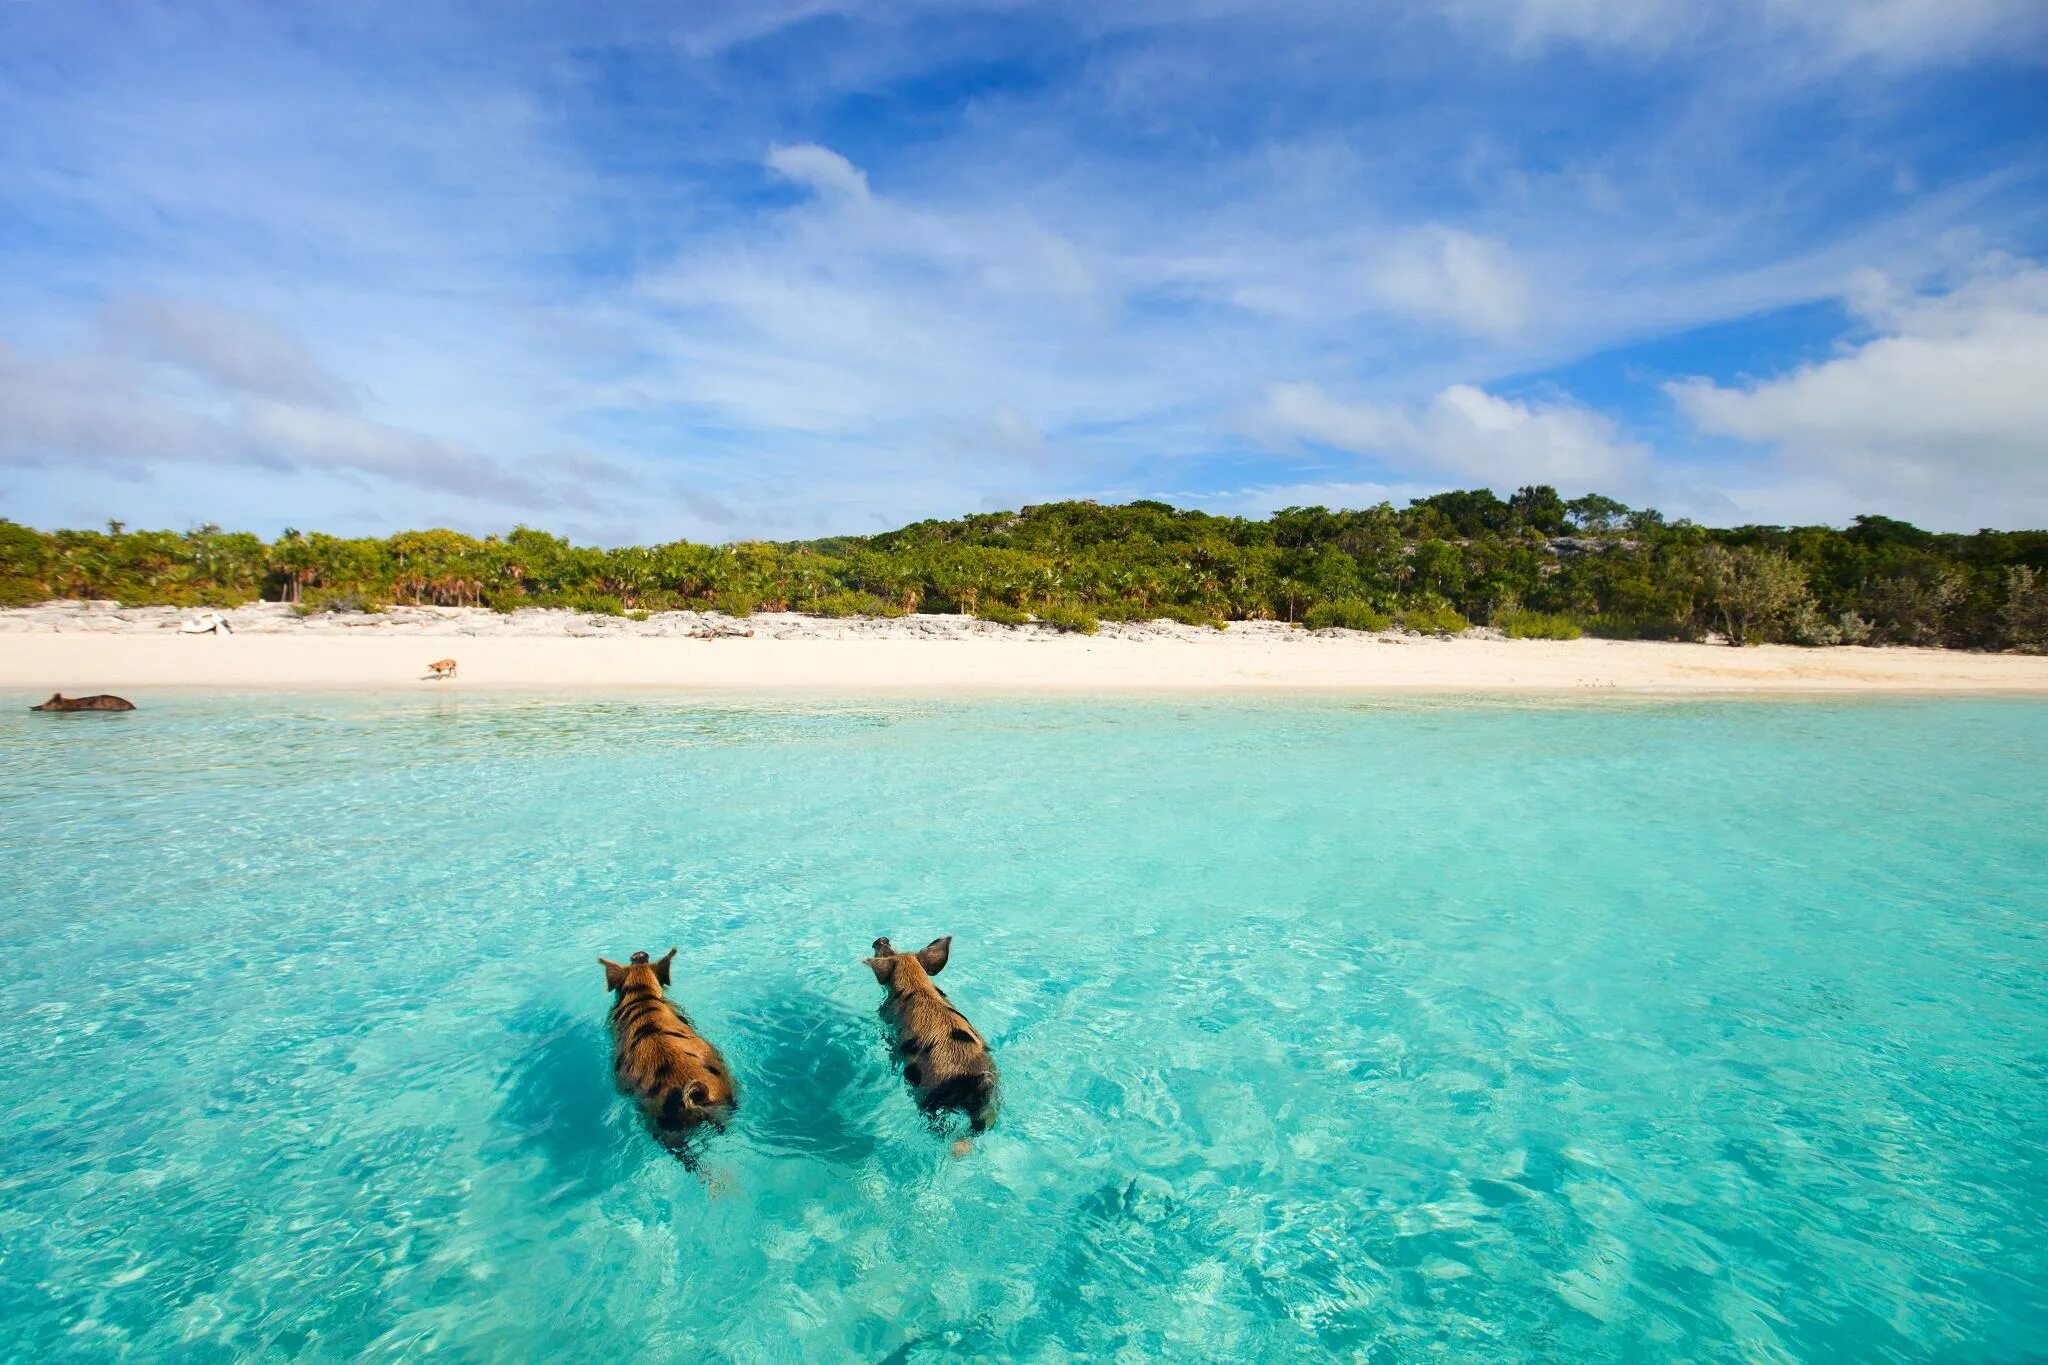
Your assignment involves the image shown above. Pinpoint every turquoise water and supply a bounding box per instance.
[2,693,2045,1361]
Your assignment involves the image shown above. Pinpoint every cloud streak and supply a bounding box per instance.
[0,0,2042,538]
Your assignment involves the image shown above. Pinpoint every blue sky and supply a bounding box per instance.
[2,0,2045,541]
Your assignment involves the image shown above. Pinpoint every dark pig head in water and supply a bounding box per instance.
[32,693,135,711]
[866,935,998,1141]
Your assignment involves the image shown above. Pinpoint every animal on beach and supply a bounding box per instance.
[31,693,135,712]
[866,935,998,1153]
[599,948,737,1161]
[426,658,457,680]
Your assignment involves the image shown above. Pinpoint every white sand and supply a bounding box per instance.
[5,601,2047,694]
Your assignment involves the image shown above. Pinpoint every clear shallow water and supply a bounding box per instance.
[2,693,2044,1362]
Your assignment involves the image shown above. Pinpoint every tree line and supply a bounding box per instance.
[3,486,2045,650]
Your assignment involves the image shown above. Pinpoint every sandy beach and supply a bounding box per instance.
[5,600,2047,693]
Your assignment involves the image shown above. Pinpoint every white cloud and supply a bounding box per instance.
[766,143,873,204]
[1,2,2042,540]
[106,297,346,407]
[1263,380,1647,490]
[1461,0,1694,54]
[1789,0,2047,63]
[1461,0,2047,61]
[1371,228,1534,339]
[1670,256,2048,526]
[0,317,636,513]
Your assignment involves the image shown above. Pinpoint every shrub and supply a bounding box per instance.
[1497,608,1582,640]
[1585,613,1702,642]
[808,591,905,619]
[626,609,650,622]
[574,592,624,617]
[0,578,45,608]
[299,590,389,615]
[1692,544,1812,646]
[1035,604,1099,634]
[1397,603,1470,635]
[1154,603,1227,629]
[975,603,1031,626]
[713,592,757,618]
[2000,566,2048,654]
[1862,570,1965,647]
[1787,605,1872,647]
[1303,600,1391,632]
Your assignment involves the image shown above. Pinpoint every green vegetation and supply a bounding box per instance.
[4,489,2046,649]
[1034,603,1099,635]
[1396,603,1472,635]
[1497,608,1583,640]
[809,591,906,619]
[1304,600,1392,632]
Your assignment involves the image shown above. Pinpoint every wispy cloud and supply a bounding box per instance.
[1370,229,1536,340]
[1455,0,2048,62]
[0,0,2042,538]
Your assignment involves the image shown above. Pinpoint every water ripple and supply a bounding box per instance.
[2,693,2045,1359]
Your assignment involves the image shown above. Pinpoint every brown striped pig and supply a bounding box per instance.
[599,949,737,1158]
[866,936,998,1151]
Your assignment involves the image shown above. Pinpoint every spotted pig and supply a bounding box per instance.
[599,949,736,1158]
[866,936,997,1146]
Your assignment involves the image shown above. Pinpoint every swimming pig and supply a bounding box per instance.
[32,693,135,711]
[599,949,737,1158]
[867,936,997,1149]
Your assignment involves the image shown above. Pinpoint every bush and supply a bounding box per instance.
[1692,544,1812,646]
[1304,600,1392,632]
[1397,603,1470,635]
[299,590,389,615]
[975,603,1031,626]
[1786,605,1872,647]
[1862,570,1965,647]
[808,591,904,619]
[1035,604,1099,634]
[1497,608,1582,640]
[1153,603,1227,629]
[573,592,624,617]
[2000,566,2048,653]
[1585,613,1702,642]
[0,578,46,607]
[626,609,650,622]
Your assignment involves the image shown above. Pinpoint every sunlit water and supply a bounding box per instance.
[2,693,2044,1361]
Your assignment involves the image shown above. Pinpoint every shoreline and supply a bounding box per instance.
[6,603,2048,695]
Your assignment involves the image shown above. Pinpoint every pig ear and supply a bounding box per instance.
[865,956,897,984]
[654,948,677,985]
[916,936,952,976]
[599,958,627,992]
